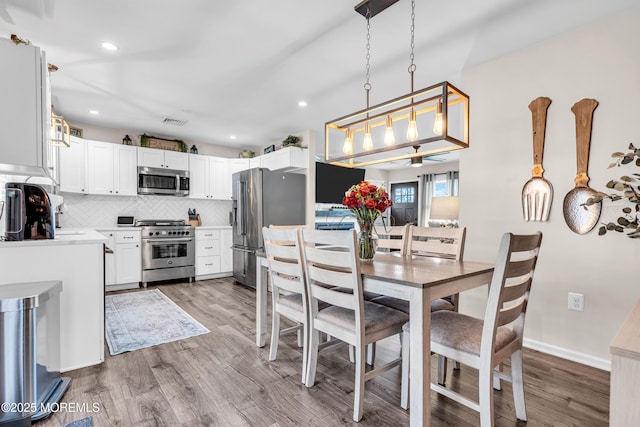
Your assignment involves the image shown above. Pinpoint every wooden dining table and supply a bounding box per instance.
[255,251,494,426]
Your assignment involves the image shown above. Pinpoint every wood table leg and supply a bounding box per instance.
[409,288,430,426]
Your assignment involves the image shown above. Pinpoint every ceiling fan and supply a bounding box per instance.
[409,146,449,167]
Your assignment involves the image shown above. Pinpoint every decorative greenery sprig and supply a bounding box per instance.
[282,135,302,147]
[10,34,30,45]
[584,143,640,238]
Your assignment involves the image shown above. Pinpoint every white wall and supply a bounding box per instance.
[71,121,253,158]
[459,6,640,369]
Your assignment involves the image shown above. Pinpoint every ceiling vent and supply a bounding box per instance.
[162,117,188,126]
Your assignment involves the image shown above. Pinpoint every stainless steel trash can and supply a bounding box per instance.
[0,280,70,425]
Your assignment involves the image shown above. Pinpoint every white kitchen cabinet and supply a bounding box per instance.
[261,146,308,171]
[229,158,250,175]
[189,154,231,200]
[249,156,261,169]
[87,141,137,196]
[0,37,49,178]
[210,156,231,199]
[195,227,233,279]
[114,145,138,195]
[196,229,220,275]
[100,229,141,291]
[103,232,117,286]
[0,234,106,372]
[138,146,189,170]
[58,135,87,194]
[221,228,233,272]
[87,140,114,194]
[188,154,209,199]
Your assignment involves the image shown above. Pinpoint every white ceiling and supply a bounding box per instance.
[1,0,639,169]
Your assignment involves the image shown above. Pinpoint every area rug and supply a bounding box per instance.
[62,416,93,427]
[105,289,209,355]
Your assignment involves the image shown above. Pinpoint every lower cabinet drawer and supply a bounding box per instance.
[197,255,220,276]
[197,239,220,256]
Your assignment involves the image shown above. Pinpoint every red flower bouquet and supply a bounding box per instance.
[342,181,393,260]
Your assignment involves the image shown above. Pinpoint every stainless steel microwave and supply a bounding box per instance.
[137,166,189,196]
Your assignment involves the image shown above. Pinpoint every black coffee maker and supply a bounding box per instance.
[5,183,55,241]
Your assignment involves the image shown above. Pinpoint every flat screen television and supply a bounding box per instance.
[315,162,366,204]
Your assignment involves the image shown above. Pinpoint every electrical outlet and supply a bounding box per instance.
[568,292,584,312]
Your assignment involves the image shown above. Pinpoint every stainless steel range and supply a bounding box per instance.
[136,219,195,287]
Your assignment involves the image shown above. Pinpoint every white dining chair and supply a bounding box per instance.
[262,226,309,383]
[372,225,467,383]
[400,231,543,427]
[300,228,409,422]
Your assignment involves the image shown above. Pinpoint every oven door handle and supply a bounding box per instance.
[144,238,194,243]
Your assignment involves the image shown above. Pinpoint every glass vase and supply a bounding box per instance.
[357,222,377,262]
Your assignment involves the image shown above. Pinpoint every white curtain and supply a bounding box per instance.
[420,170,459,226]
[420,173,436,226]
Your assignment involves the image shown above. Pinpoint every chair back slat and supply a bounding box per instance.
[509,233,543,252]
[505,257,537,279]
[407,226,466,260]
[304,246,351,269]
[481,232,542,357]
[376,224,409,254]
[501,277,532,303]
[497,298,527,327]
[311,281,357,309]
[268,243,298,259]
[271,273,304,295]
[307,264,352,290]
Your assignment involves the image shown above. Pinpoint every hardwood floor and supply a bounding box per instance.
[36,278,610,426]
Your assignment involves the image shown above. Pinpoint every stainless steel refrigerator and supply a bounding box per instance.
[232,168,306,288]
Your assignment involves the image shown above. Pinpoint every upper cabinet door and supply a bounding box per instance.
[188,154,210,199]
[87,141,115,195]
[164,151,189,170]
[209,157,231,200]
[137,147,165,168]
[59,136,87,194]
[114,145,137,196]
[228,158,250,175]
[0,38,46,176]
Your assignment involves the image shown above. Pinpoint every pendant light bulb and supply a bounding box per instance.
[406,109,418,142]
[433,99,443,135]
[342,129,353,155]
[363,123,373,151]
[384,116,395,146]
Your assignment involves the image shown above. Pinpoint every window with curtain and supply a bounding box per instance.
[419,171,459,225]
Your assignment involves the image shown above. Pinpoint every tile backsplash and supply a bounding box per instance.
[0,175,232,231]
[59,194,232,228]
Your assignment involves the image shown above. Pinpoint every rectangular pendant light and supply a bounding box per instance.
[324,81,469,168]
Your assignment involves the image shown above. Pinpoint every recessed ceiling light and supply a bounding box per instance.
[230,135,237,140]
[89,110,99,115]
[298,101,308,107]
[101,42,118,51]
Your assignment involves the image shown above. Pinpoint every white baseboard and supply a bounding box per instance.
[523,338,611,372]
[195,272,232,281]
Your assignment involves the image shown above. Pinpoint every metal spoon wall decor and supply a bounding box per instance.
[563,98,601,234]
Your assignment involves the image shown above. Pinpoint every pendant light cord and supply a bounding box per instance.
[364,6,372,109]
[408,0,416,92]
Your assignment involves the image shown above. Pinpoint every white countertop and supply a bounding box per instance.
[95,227,142,232]
[0,228,108,248]
[194,225,232,230]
